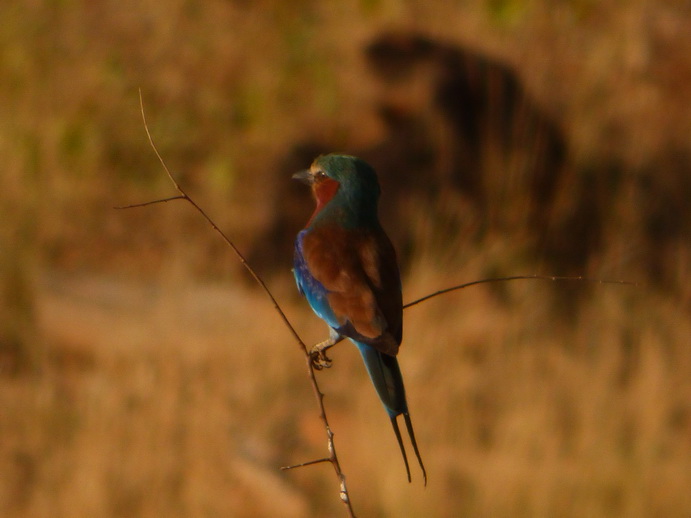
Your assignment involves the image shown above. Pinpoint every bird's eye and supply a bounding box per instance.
[314,170,327,180]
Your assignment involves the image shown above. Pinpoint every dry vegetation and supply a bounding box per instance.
[1,1,690,517]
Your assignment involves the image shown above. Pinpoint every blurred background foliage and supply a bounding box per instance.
[1,0,690,516]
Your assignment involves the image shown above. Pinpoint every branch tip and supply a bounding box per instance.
[281,457,332,471]
[114,195,186,210]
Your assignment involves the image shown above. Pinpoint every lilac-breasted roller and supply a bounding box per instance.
[293,153,426,484]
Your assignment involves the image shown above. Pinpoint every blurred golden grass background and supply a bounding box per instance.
[1,1,690,516]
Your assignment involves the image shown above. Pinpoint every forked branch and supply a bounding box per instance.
[117,90,357,517]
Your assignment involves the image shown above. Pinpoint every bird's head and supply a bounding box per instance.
[293,154,381,227]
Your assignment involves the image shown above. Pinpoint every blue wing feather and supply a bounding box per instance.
[293,230,340,329]
[295,229,407,417]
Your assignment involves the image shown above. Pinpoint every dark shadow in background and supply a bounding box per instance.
[251,32,689,309]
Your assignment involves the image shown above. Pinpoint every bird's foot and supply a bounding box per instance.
[309,332,341,370]
[310,349,333,370]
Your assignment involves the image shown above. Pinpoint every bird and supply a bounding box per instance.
[292,153,426,484]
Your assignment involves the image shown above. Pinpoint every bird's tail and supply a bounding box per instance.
[356,342,427,485]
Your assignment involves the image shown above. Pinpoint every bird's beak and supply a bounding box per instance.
[292,169,312,184]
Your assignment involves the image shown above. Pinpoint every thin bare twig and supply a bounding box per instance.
[304,275,637,361]
[281,457,332,470]
[123,90,356,517]
[114,195,185,209]
[404,275,638,309]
